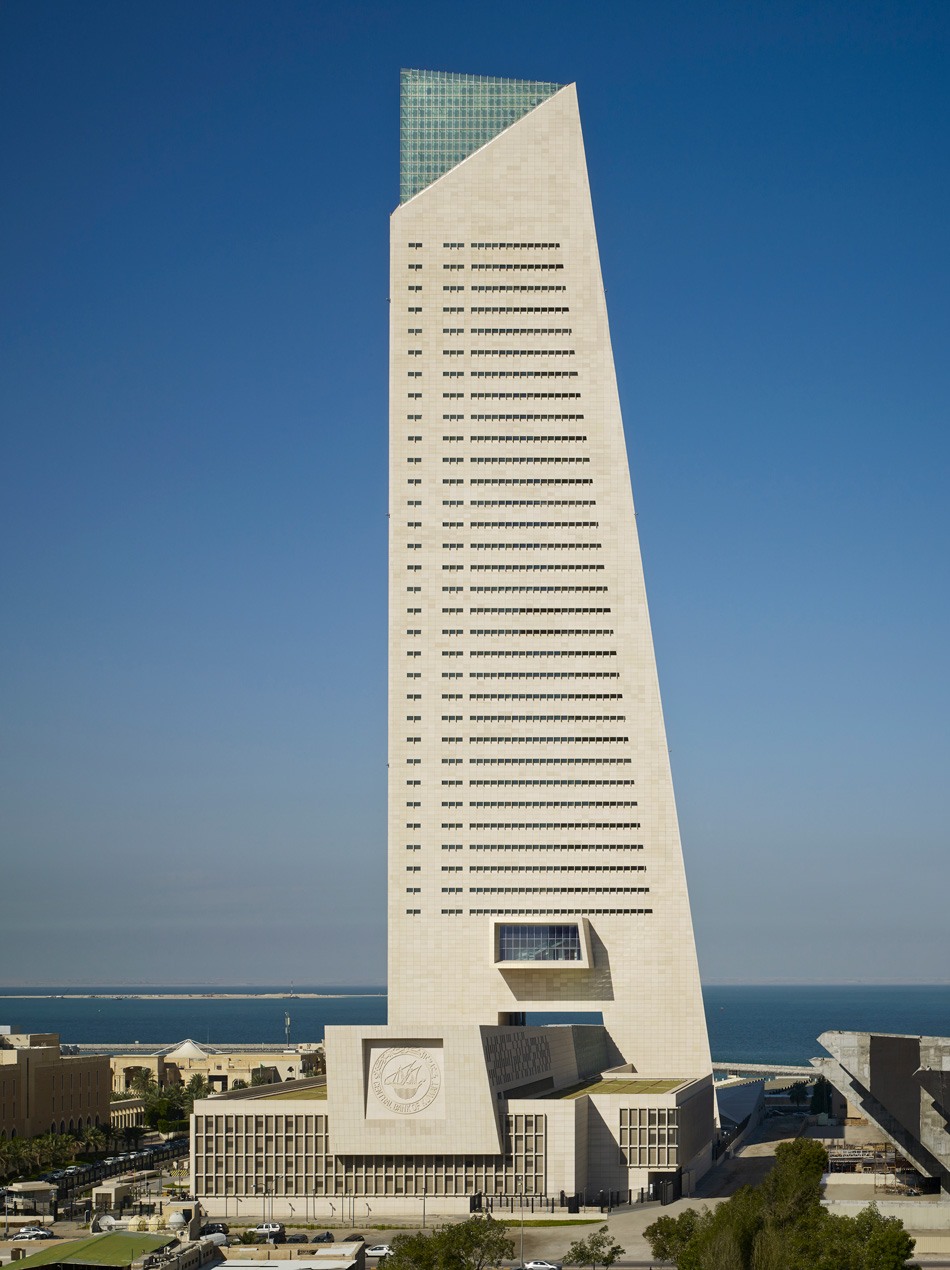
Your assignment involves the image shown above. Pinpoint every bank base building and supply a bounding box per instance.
[191,70,715,1216]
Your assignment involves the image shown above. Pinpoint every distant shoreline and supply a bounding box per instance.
[0,992,386,1001]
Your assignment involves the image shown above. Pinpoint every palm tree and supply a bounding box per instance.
[130,1070,157,1099]
[104,1121,123,1153]
[184,1075,210,1109]
[0,1137,26,1182]
[82,1125,106,1159]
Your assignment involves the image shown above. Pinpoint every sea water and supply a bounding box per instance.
[2,984,949,1066]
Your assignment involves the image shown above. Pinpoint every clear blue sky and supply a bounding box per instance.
[2,0,948,986]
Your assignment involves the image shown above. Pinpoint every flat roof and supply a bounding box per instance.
[548,1077,687,1099]
[226,1262,357,1270]
[10,1233,174,1268]
[258,1083,327,1100]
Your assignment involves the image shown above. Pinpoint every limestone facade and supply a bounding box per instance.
[0,1028,110,1139]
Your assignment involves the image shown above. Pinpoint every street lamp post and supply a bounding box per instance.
[515,1181,525,1268]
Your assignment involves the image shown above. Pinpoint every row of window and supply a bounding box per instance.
[467,799,637,807]
[468,242,561,249]
[467,464,586,469]
[472,285,567,292]
[469,756,632,763]
[467,523,598,531]
[469,349,575,356]
[469,779,634,786]
[466,584,605,591]
[465,843,643,850]
[467,735,629,743]
[460,434,587,441]
[470,306,570,313]
[470,327,573,335]
[469,263,564,270]
[471,907,652,915]
[466,712,624,721]
[470,671,617,678]
[469,479,593,485]
[467,544,602,551]
[469,650,618,657]
[471,864,646,872]
[460,886,649,894]
[471,562,603,567]
[466,821,640,829]
[468,503,597,509]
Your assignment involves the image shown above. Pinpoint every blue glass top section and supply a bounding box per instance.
[400,69,564,203]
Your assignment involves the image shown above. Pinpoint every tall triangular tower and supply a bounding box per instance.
[190,75,718,1219]
[386,71,712,1079]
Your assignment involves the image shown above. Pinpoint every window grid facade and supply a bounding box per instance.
[619,1106,680,1169]
[193,1111,545,1198]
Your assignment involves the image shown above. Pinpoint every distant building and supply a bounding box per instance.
[814,1030,950,1196]
[110,1039,323,1093]
[0,1026,109,1138]
[191,68,715,1216]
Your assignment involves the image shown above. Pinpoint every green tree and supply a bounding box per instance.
[387,1217,514,1270]
[185,1074,211,1101]
[786,1082,809,1108]
[853,1203,916,1270]
[82,1125,106,1158]
[230,1079,248,1090]
[810,1076,832,1116]
[0,1136,26,1181]
[641,1208,706,1263]
[645,1139,914,1270]
[250,1068,271,1087]
[563,1223,625,1270]
[129,1069,158,1099]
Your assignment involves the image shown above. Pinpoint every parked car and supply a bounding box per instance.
[524,1262,562,1270]
[200,1223,229,1236]
[312,1232,335,1243]
[366,1245,392,1259]
[13,1230,56,1241]
[286,1234,309,1245]
[253,1223,285,1243]
[345,1234,367,1244]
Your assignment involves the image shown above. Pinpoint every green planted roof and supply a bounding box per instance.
[11,1234,173,1269]
[400,69,564,203]
[549,1077,687,1100]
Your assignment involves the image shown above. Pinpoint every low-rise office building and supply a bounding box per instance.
[191,1034,714,1215]
[0,1027,109,1139]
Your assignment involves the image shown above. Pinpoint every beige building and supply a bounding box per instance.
[0,1027,110,1139]
[112,1040,323,1094]
[193,68,715,1215]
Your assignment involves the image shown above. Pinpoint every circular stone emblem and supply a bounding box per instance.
[370,1047,442,1115]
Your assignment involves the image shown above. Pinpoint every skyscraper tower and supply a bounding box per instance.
[191,74,716,1215]
[388,70,711,1077]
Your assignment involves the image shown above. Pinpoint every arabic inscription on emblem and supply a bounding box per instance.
[370,1046,442,1115]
